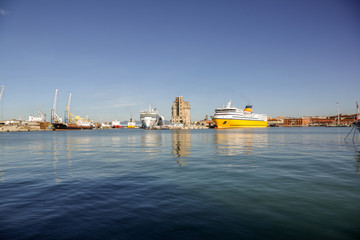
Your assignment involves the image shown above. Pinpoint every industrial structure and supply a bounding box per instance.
[28,108,46,122]
[268,114,357,127]
[171,96,191,125]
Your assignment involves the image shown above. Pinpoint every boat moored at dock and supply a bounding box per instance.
[211,100,267,128]
[51,90,93,131]
[52,122,93,130]
[111,120,122,128]
[140,105,164,129]
[127,115,136,128]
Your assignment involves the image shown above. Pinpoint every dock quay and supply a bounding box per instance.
[0,121,52,132]
[0,125,52,132]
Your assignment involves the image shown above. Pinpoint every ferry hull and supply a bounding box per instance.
[213,118,267,128]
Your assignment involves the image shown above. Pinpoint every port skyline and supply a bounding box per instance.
[0,0,359,122]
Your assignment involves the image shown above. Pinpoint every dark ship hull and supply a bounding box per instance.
[52,123,93,131]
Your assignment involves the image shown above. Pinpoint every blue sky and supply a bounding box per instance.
[0,0,359,122]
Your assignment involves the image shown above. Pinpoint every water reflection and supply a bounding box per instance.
[355,151,360,174]
[111,136,121,144]
[66,135,73,178]
[215,129,268,156]
[0,161,5,183]
[65,134,93,152]
[52,134,61,183]
[126,134,138,151]
[141,132,162,156]
[171,130,191,166]
[52,133,93,183]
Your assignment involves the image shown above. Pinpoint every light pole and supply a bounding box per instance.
[336,102,340,126]
[0,83,4,121]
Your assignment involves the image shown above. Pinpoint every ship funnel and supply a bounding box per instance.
[244,105,253,112]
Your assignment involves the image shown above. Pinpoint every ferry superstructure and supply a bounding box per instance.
[211,100,267,128]
[139,105,164,129]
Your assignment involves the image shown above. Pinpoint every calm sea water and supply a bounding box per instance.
[0,128,360,240]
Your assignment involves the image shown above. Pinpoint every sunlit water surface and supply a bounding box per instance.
[1,128,360,239]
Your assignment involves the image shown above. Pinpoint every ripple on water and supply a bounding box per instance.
[1,128,360,239]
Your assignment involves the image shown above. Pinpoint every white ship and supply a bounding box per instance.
[211,100,267,128]
[139,105,164,129]
[111,120,122,128]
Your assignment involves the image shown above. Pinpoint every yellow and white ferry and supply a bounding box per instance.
[211,100,267,128]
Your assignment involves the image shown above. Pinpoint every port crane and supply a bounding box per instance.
[29,107,46,122]
[64,93,89,125]
[51,89,62,123]
[0,85,4,102]
[37,107,47,122]
[64,93,72,123]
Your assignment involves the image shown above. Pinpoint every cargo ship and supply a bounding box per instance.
[51,90,93,131]
[52,113,93,130]
[52,121,93,130]
[211,100,267,128]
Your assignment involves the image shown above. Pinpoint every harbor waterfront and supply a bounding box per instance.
[0,128,360,239]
